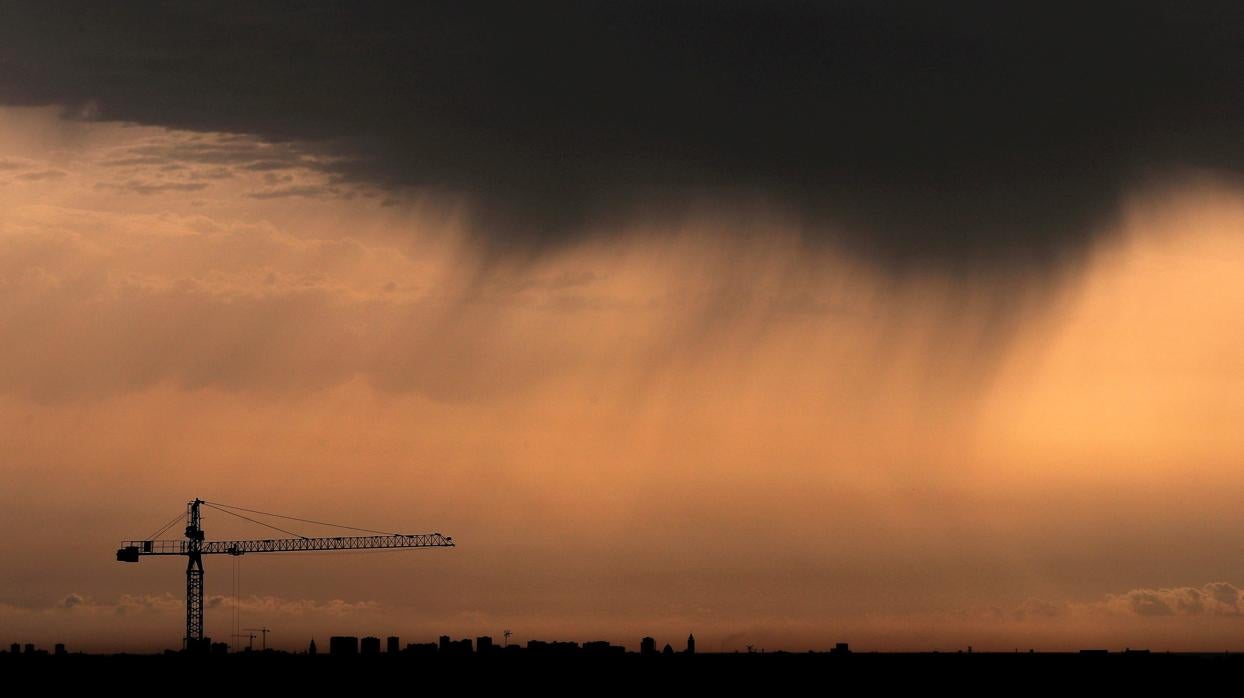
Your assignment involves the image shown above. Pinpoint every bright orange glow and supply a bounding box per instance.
[3,107,1244,652]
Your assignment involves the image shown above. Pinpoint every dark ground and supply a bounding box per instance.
[4,652,1242,691]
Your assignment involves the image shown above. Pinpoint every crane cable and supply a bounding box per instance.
[202,501,309,540]
[203,500,400,536]
[233,555,241,653]
[145,510,188,541]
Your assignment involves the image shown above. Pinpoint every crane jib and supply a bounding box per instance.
[116,533,455,560]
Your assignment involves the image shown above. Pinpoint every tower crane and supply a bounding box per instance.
[244,627,271,651]
[117,498,455,652]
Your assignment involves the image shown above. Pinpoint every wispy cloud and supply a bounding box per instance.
[15,169,66,181]
[94,180,209,195]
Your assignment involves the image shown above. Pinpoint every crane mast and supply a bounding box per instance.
[186,498,204,648]
[117,498,455,651]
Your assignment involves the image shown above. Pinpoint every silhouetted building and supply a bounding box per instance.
[477,636,494,654]
[640,637,656,656]
[24,643,34,655]
[54,643,66,656]
[10,643,19,654]
[387,636,400,654]
[686,634,695,654]
[308,638,317,655]
[361,636,381,655]
[439,635,451,653]
[831,643,851,654]
[526,640,578,654]
[583,641,626,656]
[210,642,228,656]
[329,636,359,656]
[662,643,674,656]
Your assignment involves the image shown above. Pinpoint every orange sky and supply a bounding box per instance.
[2,106,1244,652]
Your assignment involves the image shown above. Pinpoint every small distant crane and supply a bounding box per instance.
[244,627,271,651]
[232,633,256,652]
[503,629,512,647]
[117,498,455,651]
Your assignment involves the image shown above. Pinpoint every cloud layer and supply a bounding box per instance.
[2,2,1241,270]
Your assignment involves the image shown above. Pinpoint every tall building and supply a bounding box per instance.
[361,636,381,655]
[308,638,317,655]
[387,636,400,654]
[640,636,656,656]
[686,634,695,654]
[9,643,19,654]
[477,636,494,654]
[439,635,451,653]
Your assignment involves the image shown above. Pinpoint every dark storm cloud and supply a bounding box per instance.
[1,1,1240,269]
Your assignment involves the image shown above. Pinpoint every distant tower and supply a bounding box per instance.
[640,636,656,656]
[387,636,400,654]
[308,638,317,655]
[662,643,674,656]
[686,634,695,654]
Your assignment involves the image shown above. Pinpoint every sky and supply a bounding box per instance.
[1,2,1244,653]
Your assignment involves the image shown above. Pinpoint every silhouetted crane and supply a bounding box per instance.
[117,498,455,651]
[244,627,271,651]
[232,632,256,652]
